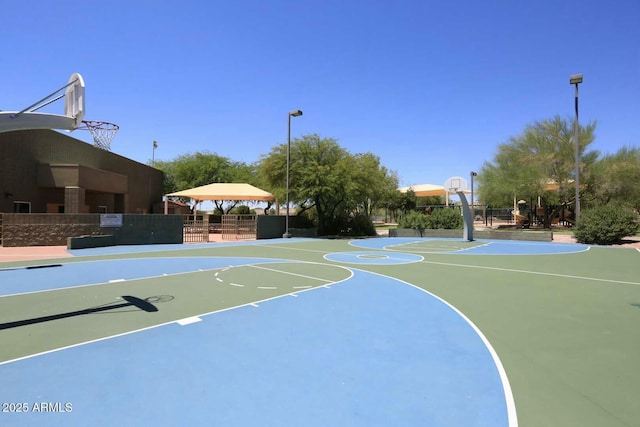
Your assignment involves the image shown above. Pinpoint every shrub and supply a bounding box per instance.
[345,213,377,237]
[428,207,463,229]
[398,208,464,230]
[229,205,254,214]
[398,210,430,230]
[574,204,639,245]
[293,213,315,228]
[316,212,375,237]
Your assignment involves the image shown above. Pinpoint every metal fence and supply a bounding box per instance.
[480,207,515,226]
[182,215,208,243]
[222,215,257,240]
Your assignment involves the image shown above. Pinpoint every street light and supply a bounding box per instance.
[470,171,477,214]
[152,140,158,166]
[570,73,583,219]
[284,109,303,238]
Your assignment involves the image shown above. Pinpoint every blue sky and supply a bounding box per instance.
[2,0,639,188]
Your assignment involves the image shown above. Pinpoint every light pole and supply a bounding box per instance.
[284,109,303,238]
[570,73,583,220]
[470,171,477,218]
[152,140,158,166]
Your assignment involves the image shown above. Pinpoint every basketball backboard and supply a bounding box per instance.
[443,176,469,194]
[0,72,86,133]
[64,73,85,124]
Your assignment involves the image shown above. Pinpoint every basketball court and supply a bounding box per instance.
[2,237,640,427]
[2,73,639,427]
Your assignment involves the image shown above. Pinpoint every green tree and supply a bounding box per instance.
[348,152,398,216]
[259,134,396,236]
[478,116,597,218]
[382,186,405,223]
[293,135,352,235]
[417,195,445,208]
[155,151,235,192]
[399,190,417,214]
[589,146,640,213]
[154,151,256,214]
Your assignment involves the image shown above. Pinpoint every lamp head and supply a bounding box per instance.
[289,109,303,117]
[569,74,583,85]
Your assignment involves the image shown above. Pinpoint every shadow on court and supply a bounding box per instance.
[0,295,173,330]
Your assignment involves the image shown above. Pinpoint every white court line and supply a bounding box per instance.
[257,286,277,290]
[457,242,492,253]
[361,253,425,262]
[259,244,330,255]
[108,279,126,283]
[0,263,235,299]
[176,316,202,326]
[381,240,475,253]
[0,261,355,368]
[423,259,640,286]
[357,267,519,427]
[247,264,335,283]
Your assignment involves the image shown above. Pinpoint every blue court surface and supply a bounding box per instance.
[2,237,639,427]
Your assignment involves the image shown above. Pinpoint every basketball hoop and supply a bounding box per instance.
[444,176,468,195]
[78,120,119,151]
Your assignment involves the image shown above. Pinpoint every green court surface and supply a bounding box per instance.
[1,237,639,427]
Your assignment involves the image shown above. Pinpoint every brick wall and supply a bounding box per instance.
[1,214,183,247]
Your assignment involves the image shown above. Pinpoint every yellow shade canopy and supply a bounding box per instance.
[398,183,470,197]
[166,183,276,201]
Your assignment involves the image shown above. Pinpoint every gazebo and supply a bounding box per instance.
[164,183,276,213]
[397,184,449,198]
[164,183,278,242]
[397,183,470,205]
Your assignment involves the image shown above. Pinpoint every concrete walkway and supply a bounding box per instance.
[0,246,73,262]
[0,233,249,263]
[2,232,637,264]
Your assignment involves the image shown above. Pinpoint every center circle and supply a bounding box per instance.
[324,251,423,265]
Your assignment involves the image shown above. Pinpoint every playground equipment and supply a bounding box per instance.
[513,199,576,229]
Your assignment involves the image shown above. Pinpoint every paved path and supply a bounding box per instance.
[0,246,72,262]
[0,233,245,263]
[1,232,637,263]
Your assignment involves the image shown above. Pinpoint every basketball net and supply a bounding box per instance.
[78,120,119,151]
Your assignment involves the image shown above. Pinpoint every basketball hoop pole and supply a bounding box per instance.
[444,176,473,241]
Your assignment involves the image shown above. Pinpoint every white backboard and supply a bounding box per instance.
[64,72,85,124]
[443,176,469,194]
